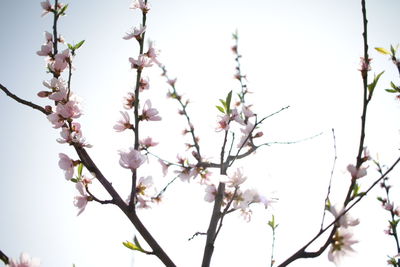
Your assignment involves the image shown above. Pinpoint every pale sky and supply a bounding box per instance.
[1,0,400,267]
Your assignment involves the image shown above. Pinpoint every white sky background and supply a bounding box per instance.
[1,0,400,266]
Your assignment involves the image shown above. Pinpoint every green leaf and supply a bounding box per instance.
[67,43,74,50]
[133,236,144,250]
[390,44,398,56]
[225,90,233,114]
[216,105,225,113]
[74,40,85,50]
[367,71,384,94]
[268,215,278,230]
[219,99,226,109]
[58,4,68,15]
[77,163,83,177]
[70,178,78,183]
[390,81,400,91]
[385,89,398,93]
[375,47,390,55]
[123,241,144,252]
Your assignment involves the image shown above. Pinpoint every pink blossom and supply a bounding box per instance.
[216,114,230,132]
[58,153,74,180]
[51,49,70,74]
[47,112,65,128]
[146,41,161,65]
[130,0,150,13]
[42,77,66,91]
[231,108,245,125]
[347,164,367,179]
[56,100,81,119]
[227,168,247,188]
[141,99,161,121]
[113,111,133,132]
[204,184,217,202]
[139,77,150,91]
[123,24,146,40]
[129,54,152,69]
[158,159,169,177]
[237,122,254,148]
[123,92,135,109]
[140,136,158,149]
[242,104,254,118]
[48,86,68,101]
[329,205,360,228]
[175,167,195,182]
[167,78,177,87]
[44,31,53,43]
[119,147,147,170]
[40,0,52,17]
[8,252,40,267]
[73,182,89,216]
[136,176,154,196]
[57,127,71,144]
[328,228,358,265]
[384,202,394,212]
[56,123,91,147]
[36,42,52,56]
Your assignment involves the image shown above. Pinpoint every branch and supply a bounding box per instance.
[1,83,50,115]
[0,250,9,265]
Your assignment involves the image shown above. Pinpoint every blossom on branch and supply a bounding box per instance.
[328,228,358,265]
[73,182,89,216]
[130,0,150,13]
[139,136,158,149]
[347,164,367,179]
[226,168,247,188]
[113,111,133,132]
[58,153,75,180]
[8,252,40,267]
[141,99,161,121]
[123,24,146,41]
[123,92,135,109]
[40,0,52,17]
[36,42,52,57]
[158,159,169,177]
[129,54,153,70]
[204,184,217,202]
[119,147,146,170]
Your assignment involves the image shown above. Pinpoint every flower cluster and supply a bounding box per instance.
[327,205,360,265]
[204,168,271,221]
[347,147,370,180]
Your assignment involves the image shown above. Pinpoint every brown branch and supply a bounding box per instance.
[1,83,50,115]
[0,250,9,265]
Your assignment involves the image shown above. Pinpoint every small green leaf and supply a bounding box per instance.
[70,178,78,183]
[123,241,144,252]
[390,44,398,56]
[67,43,74,50]
[375,47,390,55]
[74,40,85,50]
[77,163,83,177]
[133,236,144,250]
[367,71,384,94]
[216,105,225,113]
[225,90,233,114]
[268,215,278,230]
[58,4,68,15]
[219,99,226,109]
[385,89,398,93]
[390,81,400,91]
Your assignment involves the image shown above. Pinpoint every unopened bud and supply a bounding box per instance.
[37,91,52,97]
[44,105,53,113]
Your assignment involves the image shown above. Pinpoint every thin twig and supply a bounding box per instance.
[320,128,337,230]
